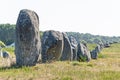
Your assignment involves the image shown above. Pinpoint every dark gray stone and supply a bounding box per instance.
[104,42,111,48]
[90,49,98,59]
[7,43,15,47]
[98,42,104,50]
[41,30,63,63]
[77,43,91,62]
[2,51,10,58]
[95,44,101,53]
[60,33,73,61]
[15,9,41,66]
[0,50,10,58]
[69,36,78,60]
[91,44,104,59]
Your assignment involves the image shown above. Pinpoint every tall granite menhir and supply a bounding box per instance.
[15,9,41,66]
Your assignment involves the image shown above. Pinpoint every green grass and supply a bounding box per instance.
[87,43,97,51]
[102,43,120,52]
[100,43,120,58]
[0,43,120,80]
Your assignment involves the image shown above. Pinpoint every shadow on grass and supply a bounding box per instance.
[0,64,23,71]
[0,61,44,71]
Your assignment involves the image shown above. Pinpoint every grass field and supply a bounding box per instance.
[0,43,120,80]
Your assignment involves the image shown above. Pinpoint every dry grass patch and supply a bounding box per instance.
[0,43,120,80]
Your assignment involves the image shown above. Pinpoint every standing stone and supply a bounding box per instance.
[0,47,10,58]
[77,43,91,62]
[60,33,73,61]
[41,30,63,63]
[69,36,78,60]
[90,49,98,59]
[95,44,101,53]
[98,42,104,50]
[104,41,111,48]
[15,9,41,66]
[91,44,104,59]
[2,51,10,58]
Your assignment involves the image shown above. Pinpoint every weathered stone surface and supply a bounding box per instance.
[95,44,101,53]
[99,42,104,50]
[77,43,91,62]
[0,47,10,58]
[69,36,78,60]
[90,49,98,59]
[91,43,104,59]
[2,51,10,58]
[41,30,63,63]
[104,42,111,48]
[15,9,41,66]
[60,33,73,61]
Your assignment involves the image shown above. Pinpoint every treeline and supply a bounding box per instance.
[0,24,15,45]
[66,32,120,44]
[0,24,120,45]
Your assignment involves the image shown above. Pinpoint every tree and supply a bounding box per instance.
[0,24,15,45]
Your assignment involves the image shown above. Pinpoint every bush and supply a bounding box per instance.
[78,55,87,62]
[0,41,6,47]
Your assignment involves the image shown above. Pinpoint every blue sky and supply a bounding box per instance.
[0,0,120,36]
